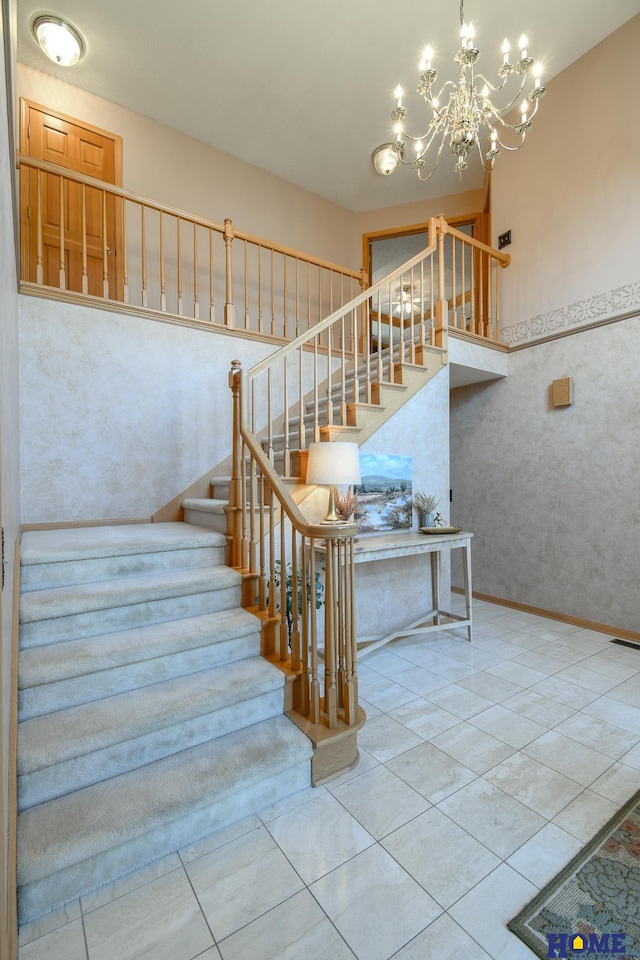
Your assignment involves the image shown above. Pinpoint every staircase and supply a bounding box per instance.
[16,521,312,923]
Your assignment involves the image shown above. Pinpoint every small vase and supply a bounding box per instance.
[422,512,435,528]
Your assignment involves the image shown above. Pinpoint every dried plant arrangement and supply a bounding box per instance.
[335,488,359,522]
[413,492,439,514]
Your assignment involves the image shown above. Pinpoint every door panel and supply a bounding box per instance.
[20,101,122,299]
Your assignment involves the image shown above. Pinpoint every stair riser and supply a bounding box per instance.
[19,631,261,719]
[21,545,226,592]
[182,508,227,534]
[19,688,285,810]
[18,758,311,923]
[20,586,242,648]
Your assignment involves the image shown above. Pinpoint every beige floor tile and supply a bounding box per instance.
[265,792,374,884]
[506,822,583,888]
[430,721,515,774]
[178,815,262,863]
[528,676,599,709]
[330,764,430,839]
[426,682,494,719]
[551,789,620,842]
[437,778,546,858]
[386,741,476,803]
[388,698,460,739]
[391,913,492,959]
[483,751,584,819]
[458,672,525,703]
[19,918,87,960]
[83,868,212,960]
[522,730,615,786]
[583,695,640,735]
[310,844,441,960]
[357,713,424,762]
[448,864,539,959]
[19,900,81,947]
[501,689,575,727]
[382,807,500,907]
[219,889,356,960]
[81,853,182,913]
[185,825,303,940]
[588,761,640,805]
[469,704,547,748]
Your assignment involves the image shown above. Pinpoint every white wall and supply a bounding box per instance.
[449,15,640,635]
[492,14,640,344]
[17,65,361,270]
[19,298,278,521]
[450,317,640,633]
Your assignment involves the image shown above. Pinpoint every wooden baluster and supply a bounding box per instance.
[290,529,300,671]
[430,251,435,345]
[470,242,476,333]
[298,535,310,715]
[258,472,266,612]
[268,483,276,623]
[326,307,333,426]
[313,336,320,442]
[295,258,300,338]
[298,349,305,451]
[340,312,347,424]
[398,273,405,367]
[283,255,288,339]
[59,176,66,290]
[419,258,426,348]
[193,222,199,319]
[81,184,88,294]
[141,205,148,307]
[451,236,457,329]
[336,537,345,711]
[122,201,129,304]
[279,514,288,660]
[35,169,43,285]
[267,367,274,462]
[307,261,311,336]
[228,360,243,569]
[243,241,250,329]
[241,442,249,570]
[176,217,183,315]
[270,248,275,336]
[343,536,358,724]
[478,248,485,336]
[308,539,320,723]
[435,218,446,348]
[409,266,416,362]
[461,240,466,331]
[376,289,384,384]
[159,212,166,312]
[258,245,264,334]
[364,300,372,403]
[102,191,109,298]
[351,307,360,405]
[209,229,215,322]
[223,218,235,328]
[324,538,338,728]
[283,357,290,477]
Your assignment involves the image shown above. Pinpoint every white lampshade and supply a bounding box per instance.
[33,16,84,66]
[306,442,361,486]
[372,143,400,176]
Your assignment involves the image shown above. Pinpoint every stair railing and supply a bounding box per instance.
[18,155,364,340]
[229,361,360,730]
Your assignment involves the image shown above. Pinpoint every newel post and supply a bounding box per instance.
[224,218,236,329]
[228,360,243,568]
[434,215,449,349]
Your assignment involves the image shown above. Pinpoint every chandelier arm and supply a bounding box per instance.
[422,80,459,117]
[473,72,510,95]
[489,72,529,117]
[416,132,450,181]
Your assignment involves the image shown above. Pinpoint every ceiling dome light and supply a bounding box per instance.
[33,16,84,66]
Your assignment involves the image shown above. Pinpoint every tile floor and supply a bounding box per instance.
[18,599,640,960]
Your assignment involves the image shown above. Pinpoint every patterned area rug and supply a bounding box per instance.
[509,788,640,959]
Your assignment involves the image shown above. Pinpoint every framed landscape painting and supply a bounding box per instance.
[355,454,413,533]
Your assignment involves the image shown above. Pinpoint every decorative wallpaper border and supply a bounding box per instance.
[505,279,640,345]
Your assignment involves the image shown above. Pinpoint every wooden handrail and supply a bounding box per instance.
[438,214,511,267]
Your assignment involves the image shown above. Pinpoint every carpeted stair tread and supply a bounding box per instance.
[182,499,227,514]
[19,607,260,688]
[20,522,226,565]
[18,657,284,774]
[17,714,312,887]
[20,565,241,625]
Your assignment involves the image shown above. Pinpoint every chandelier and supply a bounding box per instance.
[372,0,546,182]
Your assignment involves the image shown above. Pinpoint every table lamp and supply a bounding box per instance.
[305,441,361,523]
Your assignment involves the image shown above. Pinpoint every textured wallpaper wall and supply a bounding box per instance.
[450,316,640,634]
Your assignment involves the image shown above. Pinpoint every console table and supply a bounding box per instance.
[348,530,473,657]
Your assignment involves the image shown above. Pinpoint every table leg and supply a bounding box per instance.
[462,542,473,641]
[430,549,441,625]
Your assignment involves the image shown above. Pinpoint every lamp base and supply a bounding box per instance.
[322,484,343,523]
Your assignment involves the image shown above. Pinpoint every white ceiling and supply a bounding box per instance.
[15,0,640,212]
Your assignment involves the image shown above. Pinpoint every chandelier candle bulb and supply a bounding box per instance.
[371,0,545,182]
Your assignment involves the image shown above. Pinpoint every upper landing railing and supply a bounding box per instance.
[18,155,365,341]
[18,156,510,346]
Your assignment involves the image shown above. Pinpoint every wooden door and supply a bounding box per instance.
[20,100,123,299]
